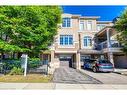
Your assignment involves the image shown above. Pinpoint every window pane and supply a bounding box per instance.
[97,25,106,31]
[67,18,71,27]
[84,39,87,46]
[69,35,73,45]
[65,36,68,45]
[87,21,92,30]
[88,39,92,46]
[62,18,71,27]
[80,21,84,31]
[97,25,101,31]
[60,36,64,45]
[60,35,73,45]
[84,36,92,47]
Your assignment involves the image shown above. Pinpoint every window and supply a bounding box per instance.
[97,25,106,31]
[62,18,71,27]
[84,36,92,47]
[87,21,92,30]
[60,35,73,45]
[79,21,84,31]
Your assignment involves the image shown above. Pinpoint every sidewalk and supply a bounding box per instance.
[0,83,127,89]
[114,69,127,75]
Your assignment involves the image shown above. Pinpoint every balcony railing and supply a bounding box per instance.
[96,40,123,50]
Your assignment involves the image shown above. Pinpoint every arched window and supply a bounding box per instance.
[84,36,92,47]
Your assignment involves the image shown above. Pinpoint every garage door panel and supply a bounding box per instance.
[60,59,72,67]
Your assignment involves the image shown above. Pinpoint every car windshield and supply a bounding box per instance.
[99,60,111,64]
[84,59,96,63]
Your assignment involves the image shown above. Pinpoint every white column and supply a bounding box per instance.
[107,28,114,67]
[51,50,54,65]
[76,52,81,70]
[108,52,114,67]
[106,28,111,48]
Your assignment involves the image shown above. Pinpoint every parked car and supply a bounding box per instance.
[83,59,114,73]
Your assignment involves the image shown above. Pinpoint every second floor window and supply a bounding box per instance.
[87,21,92,30]
[62,18,71,27]
[60,35,73,45]
[84,36,92,47]
[97,25,106,31]
[79,21,84,31]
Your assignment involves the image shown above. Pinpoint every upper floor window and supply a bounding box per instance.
[60,35,73,45]
[79,21,84,31]
[97,25,106,31]
[87,21,92,30]
[84,36,92,47]
[62,18,71,27]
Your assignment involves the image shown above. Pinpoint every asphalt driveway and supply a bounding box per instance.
[52,66,101,84]
[80,69,127,84]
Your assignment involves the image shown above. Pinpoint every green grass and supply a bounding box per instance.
[0,74,52,83]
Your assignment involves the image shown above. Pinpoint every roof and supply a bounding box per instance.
[97,21,112,24]
[80,16,100,19]
[62,13,100,19]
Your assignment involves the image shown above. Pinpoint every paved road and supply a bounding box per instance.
[53,67,101,84]
[80,69,127,84]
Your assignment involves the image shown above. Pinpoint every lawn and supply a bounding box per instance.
[0,74,52,83]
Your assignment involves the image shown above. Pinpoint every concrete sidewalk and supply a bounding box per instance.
[0,83,127,89]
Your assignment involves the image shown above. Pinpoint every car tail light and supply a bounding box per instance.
[97,64,102,66]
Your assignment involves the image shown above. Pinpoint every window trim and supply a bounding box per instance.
[60,35,73,45]
[84,36,92,47]
[62,17,72,28]
[87,20,93,31]
[79,20,85,31]
[97,24,106,31]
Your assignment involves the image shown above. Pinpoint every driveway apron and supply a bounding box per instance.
[52,66,102,84]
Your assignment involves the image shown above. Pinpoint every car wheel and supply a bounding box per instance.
[93,67,97,73]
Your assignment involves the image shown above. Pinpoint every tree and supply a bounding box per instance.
[0,6,62,58]
[114,8,127,54]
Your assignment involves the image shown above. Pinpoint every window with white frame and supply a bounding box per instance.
[87,21,92,30]
[62,18,71,27]
[84,36,92,47]
[97,24,106,31]
[60,35,73,45]
[79,20,84,31]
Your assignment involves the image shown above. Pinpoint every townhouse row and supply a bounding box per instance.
[41,13,127,73]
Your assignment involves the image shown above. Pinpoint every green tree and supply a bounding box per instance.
[0,6,62,58]
[114,8,127,54]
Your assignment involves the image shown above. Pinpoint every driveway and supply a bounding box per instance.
[80,69,127,84]
[52,66,101,84]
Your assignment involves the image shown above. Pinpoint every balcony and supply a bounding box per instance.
[96,40,123,53]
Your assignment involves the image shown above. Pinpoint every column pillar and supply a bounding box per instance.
[48,50,55,74]
[51,50,54,65]
[76,52,81,70]
[108,52,114,67]
[106,28,114,67]
[106,28,111,49]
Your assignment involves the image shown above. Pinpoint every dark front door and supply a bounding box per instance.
[60,58,72,67]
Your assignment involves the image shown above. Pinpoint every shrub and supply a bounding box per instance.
[28,58,41,69]
[9,67,23,75]
[2,59,21,70]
